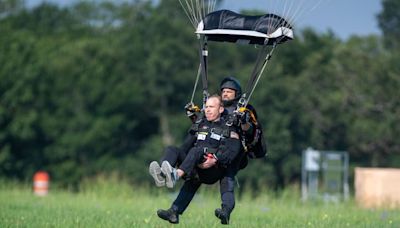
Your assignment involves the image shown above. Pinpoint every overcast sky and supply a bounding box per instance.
[26,0,382,40]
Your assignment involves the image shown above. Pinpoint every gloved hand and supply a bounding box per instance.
[238,110,251,124]
[184,102,197,117]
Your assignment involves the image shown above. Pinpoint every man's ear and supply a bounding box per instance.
[219,106,224,114]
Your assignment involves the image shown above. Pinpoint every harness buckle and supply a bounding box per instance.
[237,97,247,110]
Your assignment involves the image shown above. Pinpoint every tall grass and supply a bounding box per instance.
[1,177,399,227]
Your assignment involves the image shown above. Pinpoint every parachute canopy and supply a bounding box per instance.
[196,10,293,45]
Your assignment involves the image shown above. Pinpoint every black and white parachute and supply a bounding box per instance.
[179,0,323,109]
[196,10,293,45]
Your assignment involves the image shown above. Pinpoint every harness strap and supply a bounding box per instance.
[189,113,205,133]
[191,117,234,140]
[211,127,231,138]
[203,147,218,154]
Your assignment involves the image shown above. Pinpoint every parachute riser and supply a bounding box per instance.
[238,41,278,111]
[198,35,209,109]
[189,63,202,104]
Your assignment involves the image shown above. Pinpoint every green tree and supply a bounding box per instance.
[377,0,400,49]
[0,2,151,186]
[336,36,400,166]
[1,0,399,191]
[0,0,23,17]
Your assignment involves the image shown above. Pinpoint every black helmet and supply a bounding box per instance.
[220,77,242,107]
[220,76,242,99]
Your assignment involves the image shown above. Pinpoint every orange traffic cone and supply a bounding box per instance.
[33,171,49,196]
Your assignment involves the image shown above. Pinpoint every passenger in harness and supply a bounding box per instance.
[151,95,241,188]
[183,76,267,224]
[151,77,265,184]
[150,95,243,225]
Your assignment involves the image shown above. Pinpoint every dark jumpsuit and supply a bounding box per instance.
[160,101,260,216]
[162,117,242,215]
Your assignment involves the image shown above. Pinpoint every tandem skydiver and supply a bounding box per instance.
[149,77,267,224]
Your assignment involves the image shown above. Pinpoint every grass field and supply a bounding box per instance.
[1,179,399,227]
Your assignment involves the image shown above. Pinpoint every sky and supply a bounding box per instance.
[26,0,382,40]
[219,0,382,40]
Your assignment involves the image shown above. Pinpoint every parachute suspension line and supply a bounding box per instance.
[199,0,217,18]
[284,0,308,27]
[179,0,216,108]
[178,0,217,28]
[260,0,326,39]
[267,0,283,30]
[190,63,202,104]
[282,0,300,26]
[264,0,283,31]
[207,0,217,17]
[193,1,203,27]
[278,0,326,29]
[179,0,197,28]
[295,0,326,25]
[258,1,293,43]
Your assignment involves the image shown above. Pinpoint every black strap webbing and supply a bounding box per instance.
[198,36,209,108]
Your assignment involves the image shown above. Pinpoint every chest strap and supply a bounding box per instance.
[190,119,232,139]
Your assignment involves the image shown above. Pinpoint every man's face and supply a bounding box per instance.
[205,97,224,122]
[221,88,236,101]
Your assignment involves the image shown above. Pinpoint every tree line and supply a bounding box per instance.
[0,0,399,191]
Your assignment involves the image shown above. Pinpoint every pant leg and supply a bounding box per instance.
[197,166,224,184]
[219,167,236,214]
[178,147,204,175]
[172,178,202,214]
[160,146,187,167]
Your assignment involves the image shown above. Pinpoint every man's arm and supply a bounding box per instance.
[198,130,241,169]
[214,132,241,166]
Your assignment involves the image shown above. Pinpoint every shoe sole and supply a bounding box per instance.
[157,209,179,224]
[149,161,165,187]
[215,209,229,225]
[161,161,174,188]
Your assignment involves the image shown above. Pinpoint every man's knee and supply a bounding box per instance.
[161,146,183,166]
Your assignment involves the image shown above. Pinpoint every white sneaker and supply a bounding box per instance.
[149,161,165,187]
[161,161,179,188]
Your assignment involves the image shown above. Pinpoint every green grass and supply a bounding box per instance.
[0,180,399,227]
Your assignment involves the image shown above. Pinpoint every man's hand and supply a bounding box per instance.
[184,102,200,119]
[238,110,250,124]
[198,155,217,169]
[237,110,252,131]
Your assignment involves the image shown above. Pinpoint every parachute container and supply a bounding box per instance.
[196,10,293,45]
